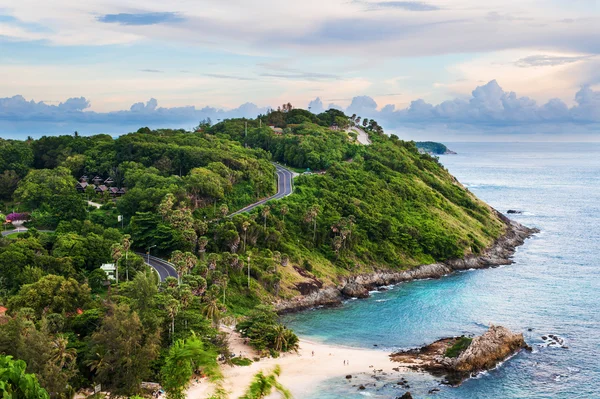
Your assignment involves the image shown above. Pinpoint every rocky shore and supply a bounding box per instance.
[275,213,538,313]
[389,325,531,385]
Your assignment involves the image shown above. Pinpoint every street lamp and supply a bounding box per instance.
[147,245,157,264]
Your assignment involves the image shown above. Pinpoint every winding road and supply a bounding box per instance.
[2,163,294,282]
[134,252,178,281]
[229,163,295,216]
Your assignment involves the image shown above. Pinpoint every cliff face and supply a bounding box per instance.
[276,215,537,313]
[390,325,530,385]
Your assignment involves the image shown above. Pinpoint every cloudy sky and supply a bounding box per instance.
[1,0,599,140]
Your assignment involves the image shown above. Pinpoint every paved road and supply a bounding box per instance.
[229,163,294,216]
[347,126,371,145]
[134,252,178,281]
[1,228,54,237]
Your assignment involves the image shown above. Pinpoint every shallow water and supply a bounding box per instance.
[282,142,600,399]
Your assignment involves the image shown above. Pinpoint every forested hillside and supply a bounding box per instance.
[0,107,505,396]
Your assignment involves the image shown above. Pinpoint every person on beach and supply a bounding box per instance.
[312,351,314,357]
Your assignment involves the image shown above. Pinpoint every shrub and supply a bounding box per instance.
[445,336,473,358]
[231,357,253,366]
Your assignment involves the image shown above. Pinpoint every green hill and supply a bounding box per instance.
[0,107,507,395]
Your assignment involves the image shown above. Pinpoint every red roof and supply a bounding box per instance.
[0,306,7,315]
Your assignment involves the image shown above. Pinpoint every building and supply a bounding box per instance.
[100,263,116,279]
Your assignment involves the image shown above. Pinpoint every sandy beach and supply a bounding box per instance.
[186,326,411,398]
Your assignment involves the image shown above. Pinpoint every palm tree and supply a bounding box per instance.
[242,221,250,252]
[261,205,270,231]
[240,365,291,399]
[165,298,179,342]
[207,253,219,271]
[183,252,198,275]
[202,297,221,327]
[49,335,77,369]
[280,204,288,224]
[304,205,320,243]
[110,243,123,285]
[272,325,287,352]
[122,235,132,281]
[169,250,186,285]
[219,204,229,218]
[197,236,209,261]
[332,236,343,258]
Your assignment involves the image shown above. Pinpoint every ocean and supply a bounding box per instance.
[282,142,600,399]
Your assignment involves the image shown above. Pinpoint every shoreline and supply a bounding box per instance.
[187,327,413,399]
[275,212,538,313]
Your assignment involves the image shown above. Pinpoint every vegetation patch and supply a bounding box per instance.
[445,336,473,358]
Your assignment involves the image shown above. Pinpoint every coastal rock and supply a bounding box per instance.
[507,209,522,214]
[398,393,413,399]
[341,282,370,298]
[390,325,529,386]
[447,325,529,374]
[275,214,538,313]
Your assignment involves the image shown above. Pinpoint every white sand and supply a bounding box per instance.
[187,326,409,399]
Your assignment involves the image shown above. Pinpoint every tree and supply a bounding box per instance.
[111,243,123,285]
[0,170,20,200]
[161,335,219,399]
[165,298,180,342]
[242,221,250,252]
[0,355,50,399]
[219,204,229,218]
[261,205,270,231]
[128,269,159,315]
[170,250,186,285]
[279,204,288,224]
[49,335,77,370]
[363,118,369,127]
[8,275,91,318]
[239,365,291,399]
[13,167,78,210]
[304,205,320,243]
[87,303,160,395]
[202,296,222,328]
[122,234,132,281]
[197,236,209,261]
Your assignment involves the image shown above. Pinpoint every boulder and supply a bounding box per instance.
[342,282,370,298]
[398,393,413,399]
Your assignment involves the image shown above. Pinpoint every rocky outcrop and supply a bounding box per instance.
[341,282,370,298]
[390,325,530,385]
[275,216,538,313]
[446,326,528,374]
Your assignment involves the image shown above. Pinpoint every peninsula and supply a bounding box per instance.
[0,106,535,398]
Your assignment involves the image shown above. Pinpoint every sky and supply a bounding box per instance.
[1,0,599,141]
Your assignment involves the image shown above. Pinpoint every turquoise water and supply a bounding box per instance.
[283,142,600,399]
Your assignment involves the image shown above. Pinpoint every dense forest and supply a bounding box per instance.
[0,107,505,397]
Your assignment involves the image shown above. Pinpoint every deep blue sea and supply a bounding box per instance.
[282,142,600,399]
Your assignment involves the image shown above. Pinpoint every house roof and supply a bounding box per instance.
[76,182,89,188]
[109,187,119,193]
[95,185,108,192]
